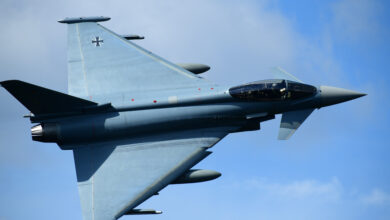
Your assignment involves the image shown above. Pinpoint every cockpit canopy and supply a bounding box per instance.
[229,79,317,101]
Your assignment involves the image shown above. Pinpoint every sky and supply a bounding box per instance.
[0,0,389,219]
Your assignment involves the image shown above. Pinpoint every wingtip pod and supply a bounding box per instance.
[58,16,110,24]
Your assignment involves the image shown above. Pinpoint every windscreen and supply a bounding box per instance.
[229,79,316,101]
[286,80,317,99]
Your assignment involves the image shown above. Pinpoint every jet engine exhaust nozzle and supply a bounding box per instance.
[31,124,43,137]
[31,123,59,143]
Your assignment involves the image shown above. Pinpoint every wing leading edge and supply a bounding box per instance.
[72,127,235,220]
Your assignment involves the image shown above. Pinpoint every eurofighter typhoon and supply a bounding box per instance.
[0,17,365,220]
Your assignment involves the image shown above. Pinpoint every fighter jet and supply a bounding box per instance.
[0,16,365,220]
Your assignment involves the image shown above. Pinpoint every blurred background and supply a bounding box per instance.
[0,0,388,219]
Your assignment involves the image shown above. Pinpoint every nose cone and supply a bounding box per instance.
[320,86,366,107]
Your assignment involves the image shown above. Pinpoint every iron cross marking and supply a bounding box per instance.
[92,36,103,47]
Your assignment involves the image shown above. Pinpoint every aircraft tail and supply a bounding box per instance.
[0,80,97,116]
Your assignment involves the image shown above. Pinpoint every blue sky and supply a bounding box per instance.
[0,0,389,219]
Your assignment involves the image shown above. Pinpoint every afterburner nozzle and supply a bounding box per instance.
[31,124,43,136]
[31,123,59,143]
[320,86,366,107]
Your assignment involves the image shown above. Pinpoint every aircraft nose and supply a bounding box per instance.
[320,86,366,107]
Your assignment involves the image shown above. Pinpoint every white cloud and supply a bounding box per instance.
[0,0,345,85]
[215,177,390,220]
[230,177,390,207]
[360,188,390,205]
[240,177,343,201]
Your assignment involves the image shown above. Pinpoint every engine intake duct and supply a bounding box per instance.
[172,169,221,184]
[31,123,59,143]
